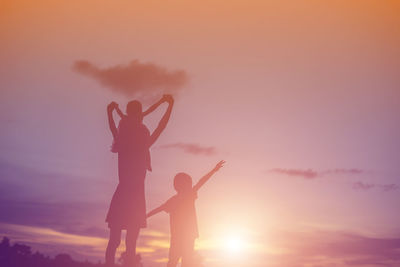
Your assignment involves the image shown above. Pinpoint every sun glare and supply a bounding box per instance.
[225,236,244,253]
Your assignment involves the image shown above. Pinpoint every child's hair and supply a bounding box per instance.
[173,172,192,193]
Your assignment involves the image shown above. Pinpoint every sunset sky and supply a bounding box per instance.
[1,1,400,266]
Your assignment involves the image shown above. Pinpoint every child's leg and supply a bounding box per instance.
[126,226,140,265]
[167,257,180,267]
[181,238,195,267]
[105,227,122,266]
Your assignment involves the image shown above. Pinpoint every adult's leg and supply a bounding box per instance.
[125,226,140,265]
[105,227,122,266]
[167,239,181,267]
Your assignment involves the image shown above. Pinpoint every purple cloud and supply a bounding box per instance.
[270,168,365,179]
[158,143,217,156]
[270,168,396,192]
[326,169,364,175]
[352,181,375,191]
[270,168,319,179]
[353,181,398,192]
[381,184,399,192]
[72,60,188,98]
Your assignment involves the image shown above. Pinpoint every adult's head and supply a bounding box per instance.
[126,100,143,122]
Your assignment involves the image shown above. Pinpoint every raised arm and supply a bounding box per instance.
[147,204,166,218]
[107,102,118,140]
[193,160,225,192]
[149,95,174,146]
[142,96,165,117]
[115,105,125,119]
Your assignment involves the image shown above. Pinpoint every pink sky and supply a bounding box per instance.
[1,1,400,266]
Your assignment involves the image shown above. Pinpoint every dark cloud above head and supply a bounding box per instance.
[353,181,399,192]
[72,60,188,98]
[270,168,319,179]
[158,143,217,156]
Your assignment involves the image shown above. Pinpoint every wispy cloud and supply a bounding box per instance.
[270,168,398,193]
[270,168,318,179]
[72,60,188,99]
[158,143,217,156]
[326,169,364,175]
[353,181,398,192]
[270,168,364,179]
[0,160,111,239]
[352,181,375,191]
[381,184,399,192]
[0,198,106,237]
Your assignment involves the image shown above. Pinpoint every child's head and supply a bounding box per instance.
[173,172,193,193]
[126,100,143,121]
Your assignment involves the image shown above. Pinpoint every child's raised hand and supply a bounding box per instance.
[162,94,174,104]
[111,101,119,109]
[213,160,225,172]
[107,101,118,111]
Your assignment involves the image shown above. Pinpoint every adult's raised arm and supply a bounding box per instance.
[149,95,174,146]
[142,96,165,117]
[107,102,118,140]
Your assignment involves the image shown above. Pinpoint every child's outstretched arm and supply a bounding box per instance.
[147,204,166,218]
[142,96,166,117]
[193,160,225,192]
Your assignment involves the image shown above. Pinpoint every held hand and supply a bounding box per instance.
[213,160,225,172]
[107,101,118,112]
[162,94,174,104]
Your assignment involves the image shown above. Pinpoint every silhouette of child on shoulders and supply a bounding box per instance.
[147,160,225,267]
[109,95,173,154]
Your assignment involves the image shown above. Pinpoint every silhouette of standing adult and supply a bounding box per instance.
[105,95,174,267]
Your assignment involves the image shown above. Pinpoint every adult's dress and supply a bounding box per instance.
[106,116,152,229]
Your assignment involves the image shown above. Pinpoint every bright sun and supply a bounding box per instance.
[225,235,245,254]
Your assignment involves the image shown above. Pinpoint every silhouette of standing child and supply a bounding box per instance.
[147,160,225,267]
